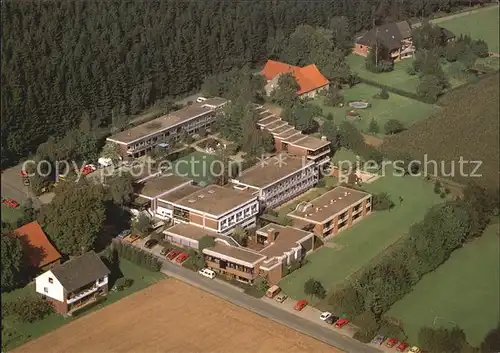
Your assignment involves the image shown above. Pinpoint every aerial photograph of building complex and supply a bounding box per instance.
[1,1,499,353]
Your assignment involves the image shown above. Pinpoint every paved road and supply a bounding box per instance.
[0,167,41,208]
[158,259,382,353]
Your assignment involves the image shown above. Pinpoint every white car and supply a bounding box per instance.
[196,96,207,103]
[198,268,216,279]
[320,312,332,321]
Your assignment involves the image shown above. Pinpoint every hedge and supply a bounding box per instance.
[111,241,162,272]
[357,77,436,104]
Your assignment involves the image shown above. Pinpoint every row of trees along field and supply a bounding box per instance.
[1,0,484,168]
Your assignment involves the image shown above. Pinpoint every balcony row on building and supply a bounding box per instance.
[106,97,228,159]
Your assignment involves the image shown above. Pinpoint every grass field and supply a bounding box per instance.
[347,54,419,93]
[2,260,165,352]
[12,279,339,353]
[381,73,499,190]
[313,83,438,136]
[1,204,22,224]
[437,5,500,53]
[171,151,220,185]
[386,222,500,347]
[279,169,444,305]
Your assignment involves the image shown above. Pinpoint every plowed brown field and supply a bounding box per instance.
[13,279,341,353]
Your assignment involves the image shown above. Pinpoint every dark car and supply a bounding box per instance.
[160,247,171,256]
[325,315,339,325]
[144,239,158,249]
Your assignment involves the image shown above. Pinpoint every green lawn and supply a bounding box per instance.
[386,222,500,347]
[2,259,165,352]
[171,151,220,185]
[1,204,23,224]
[279,169,444,305]
[313,83,438,136]
[347,54,419,93]
[437,5,500,53]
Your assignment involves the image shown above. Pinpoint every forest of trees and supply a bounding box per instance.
[1,0,483,168]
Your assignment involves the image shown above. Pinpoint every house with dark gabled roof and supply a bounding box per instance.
[354,21,415,61]
[35,251,110,315]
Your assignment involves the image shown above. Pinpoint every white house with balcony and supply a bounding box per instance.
[35,251,110,315]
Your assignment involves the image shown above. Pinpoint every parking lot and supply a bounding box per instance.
[125,234,410,353]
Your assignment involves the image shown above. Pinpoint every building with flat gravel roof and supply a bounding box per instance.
[106,98,228,159]
[231,154,318,209]
[288,186,372,239]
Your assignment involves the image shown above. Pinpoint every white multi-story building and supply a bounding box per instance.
[230,154,318,209]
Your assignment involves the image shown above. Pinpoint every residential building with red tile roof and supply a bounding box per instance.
[261,60,329,98]
[11,221,62,269]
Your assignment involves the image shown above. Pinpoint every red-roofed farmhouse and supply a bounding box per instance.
[11,221,62,270]
[261,60,329,98]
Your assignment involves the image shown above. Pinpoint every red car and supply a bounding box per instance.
[80,165,93,175]
[2,198,19,208]
[397,342,409,352]
[293,299,308,311]
[175,253,189,263]
[167,250,181,260]
[334,318,349,328]
[20,170,27,177]
[386,338,399,348]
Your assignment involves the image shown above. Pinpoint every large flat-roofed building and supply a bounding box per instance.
[106,98,228,159]
[288,186,372,239]
[200,223,315,285]
[230,154,318,209]
[255,105,330,166]
[133,174,194,215]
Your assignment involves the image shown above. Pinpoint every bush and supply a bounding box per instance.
[4,296,53,323]
[379,318,407,340]
[372,193,394,211]
[352,311,380,342]
[357,77,433,104]
[113,277,134,291]
[406,66,417,75]
[373,88,389,100]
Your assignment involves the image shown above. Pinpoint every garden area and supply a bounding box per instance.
[2,259,165,351]
[312,83,438,137]
[279,169,444,305]
[171,150,221,185]
[1,204,22,224]
[347,54,420,94]
[386,222,500,347]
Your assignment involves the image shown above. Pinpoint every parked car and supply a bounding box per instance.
[334,318,349,328]
[167,250,181,260]
[2,198,19,208]
[175,253,189,263]
[265,285,281,298]
[396,342,409,352]
[23,178,30,186]
[144,239,158,249]
[325,315,339,325]
[319,312,332,321]
[160,247,170,256]
[275,293,288,303]
[293,299,308,311]
[196,96,207,103]
[409,347,421,353]
[385,338,399,348]
[20,170,27,177]
[126,234,140,243]
[198,268,216,279]
[117,230,131,239]
[371,335,385,345]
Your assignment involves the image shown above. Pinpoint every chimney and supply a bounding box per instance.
[267,227,277,242]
